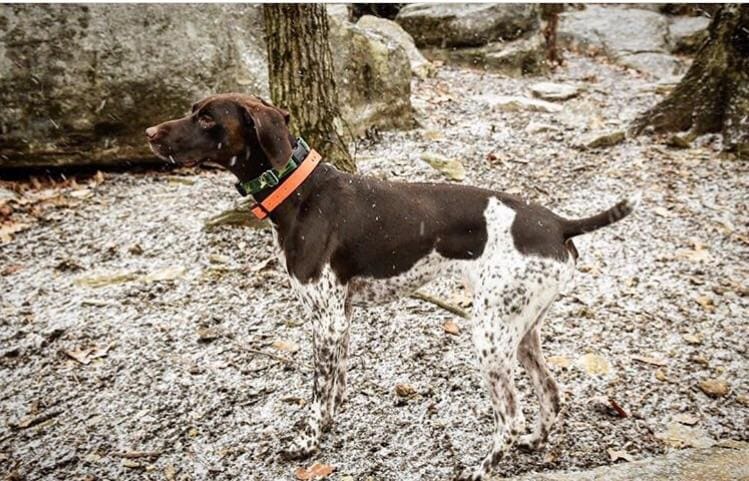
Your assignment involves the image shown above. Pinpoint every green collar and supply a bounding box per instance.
[235,138,310,197]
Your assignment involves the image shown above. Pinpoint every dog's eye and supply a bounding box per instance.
[198,114,216,129]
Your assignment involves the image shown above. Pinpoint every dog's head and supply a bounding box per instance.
[146,93,292,175]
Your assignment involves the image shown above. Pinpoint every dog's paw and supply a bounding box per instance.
[280,435,318,461]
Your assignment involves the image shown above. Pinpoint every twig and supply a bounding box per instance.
[9,409,63,430]
[410,291,470,319]
[243,347,295,366]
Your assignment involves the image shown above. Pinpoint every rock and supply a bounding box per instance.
[424,34,547,76]
[395,4,539,48]
[329,14,414,137]
[0,4,269,169]
[558,6,685,79]
[559,7,670,55]
[698,379,730,398]
[489,445,749,481]
[420,153,466,181]
[1,5,414,168]
[618,52,687,79]
[530,82,580,101]
[478,95,562,113]
[668,16,710,54]
[356,15,435,79]
[574,353,611,376]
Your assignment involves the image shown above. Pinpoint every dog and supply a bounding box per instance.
[146,93,637,480]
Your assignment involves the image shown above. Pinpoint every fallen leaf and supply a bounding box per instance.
[607,448,634,462]
[683,333,703,345]
[121,459,142,469]
[695,295,715,311]
[69,188,92,199]
[608,398,629,418]
[76,271,139,287]
[655,369,668,382]
[574,353,611,376]
[64,347,94,365]
[142,266,186,283]
[547,355,571,369]
[632,355,667,367]
[655,422,715,448]
[395,383,417,398]
[197,327,221,342]
[164,464,176,481]
[442,320,460,336]
[0,221,30,243]
[736,394,749,406]
[679,240,711,262]
[652,206,672,218]
[420,153,466,181]
[272,340,299,353]
[698,378,730,397]
[294,463,334,480]
[674,413,699,426]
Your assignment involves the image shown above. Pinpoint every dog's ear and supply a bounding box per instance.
[237,98,292,169]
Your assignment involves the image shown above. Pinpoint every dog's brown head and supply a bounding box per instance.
[146,93,292,178]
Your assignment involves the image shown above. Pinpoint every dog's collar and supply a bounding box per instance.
[235,138,322,220]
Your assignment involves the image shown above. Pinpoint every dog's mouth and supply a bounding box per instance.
[149,142,208,168]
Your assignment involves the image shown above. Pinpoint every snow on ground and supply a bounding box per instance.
[1,54,747,481]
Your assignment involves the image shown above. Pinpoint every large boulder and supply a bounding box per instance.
[329,15,414,137]
[395,3,539,48]
[0,5,413,169]
[423,34,547,77]
[0,4,268,168]
[558,6,687,80]
[356,14,434,79]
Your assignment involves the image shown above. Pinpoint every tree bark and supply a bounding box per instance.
[263,4,355,172]
[630,5,749,158]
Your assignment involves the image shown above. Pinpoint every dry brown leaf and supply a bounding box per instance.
[395,383,417,398]
[683,333,703,345]
[574,353,611,375]
[197,327,221,342]
[272,340,299,353]
[695,295,715,311]
[164,464,176,481]
[655,369,668,382]
[0,222,30,243]
[698,378,729,397]
[294,463,333,480]
[547,355,571,369]
[64,347,94,365]
[442,320,460,336]
[607,448,634,462]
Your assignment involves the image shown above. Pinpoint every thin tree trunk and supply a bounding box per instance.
[630,5,749,158]
[263,4,355,172]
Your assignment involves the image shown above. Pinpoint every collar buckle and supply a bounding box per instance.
[259,169,280,188]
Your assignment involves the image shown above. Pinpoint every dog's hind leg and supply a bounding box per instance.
[333,295,353,409]
[516,307,561,451]
[283,268,348,460]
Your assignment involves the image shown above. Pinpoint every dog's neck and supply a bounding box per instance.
[229,136,333,242]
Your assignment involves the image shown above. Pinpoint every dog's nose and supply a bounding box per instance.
[145,126,161,141]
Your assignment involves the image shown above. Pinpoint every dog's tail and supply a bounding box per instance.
[560,192,640,239]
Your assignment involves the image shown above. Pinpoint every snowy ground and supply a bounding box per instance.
[1,55,747,481]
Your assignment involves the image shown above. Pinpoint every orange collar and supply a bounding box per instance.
[250,148,322,220]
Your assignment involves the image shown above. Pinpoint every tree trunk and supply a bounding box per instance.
[630,5,749,158]
[263,4,355,172]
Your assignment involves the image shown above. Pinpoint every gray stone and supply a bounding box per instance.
[328,15,414,138]
[530,82,581,101]
[0,5,413,168]
[668,16,710,53]
[357,15,435,79]
[490,445,749,481]
[423,35,547,77]
[558,6,687,80]
[619,52,687,78]
[559,6,670,55]
[396,3,539,48]
[0,4,268,168]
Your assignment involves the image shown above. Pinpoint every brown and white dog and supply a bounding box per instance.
[146,93,637,480]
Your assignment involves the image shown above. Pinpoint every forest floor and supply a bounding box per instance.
[1,54,748,481]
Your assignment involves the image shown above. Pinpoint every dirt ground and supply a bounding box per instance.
[1,54,747,481]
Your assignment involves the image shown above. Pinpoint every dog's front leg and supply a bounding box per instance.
[283,269,349,460]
